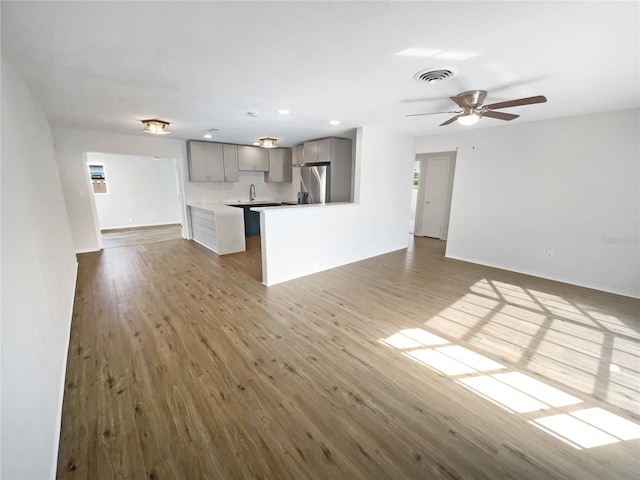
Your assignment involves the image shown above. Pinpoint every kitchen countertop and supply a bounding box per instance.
[251,202,352,212]
[224,200,298,206]
[188,202,244,216]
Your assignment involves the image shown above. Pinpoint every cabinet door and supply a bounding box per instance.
[292,144,304,166]
[222,144,239,182]
[188,141,209,181]
[253,148,270,172]
[238,146,257,171]
[188,141,224,181]
[238,146,270,171]
[205,143,225,181]
[317,139,331,163]
[267,150,284,182]
[303,141,319,163]
[265,149,292,183]
[281,148,292,182]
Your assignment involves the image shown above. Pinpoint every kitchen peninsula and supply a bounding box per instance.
[188,203,246,255]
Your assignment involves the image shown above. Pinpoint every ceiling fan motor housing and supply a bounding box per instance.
[459,90,487,106]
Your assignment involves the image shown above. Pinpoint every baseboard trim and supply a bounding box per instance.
[100,222,182,233]
[445,253,639,299]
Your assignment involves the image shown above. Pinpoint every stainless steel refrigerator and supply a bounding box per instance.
[299,164,330,204]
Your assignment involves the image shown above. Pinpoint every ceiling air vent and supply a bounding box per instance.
[414,69,454,84]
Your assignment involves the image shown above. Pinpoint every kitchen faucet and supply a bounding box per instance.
[249,184,256,201]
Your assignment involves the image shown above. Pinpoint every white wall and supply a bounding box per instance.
[53,128,189,252]
[260,126,414,285]
[1,56,78,480]
[88,153,181,230]
[414,109,640,298]
[185,168,300,204]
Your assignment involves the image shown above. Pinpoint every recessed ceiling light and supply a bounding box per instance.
[203,128,217,139]
[329,120,340,125]
[278,109,290,115]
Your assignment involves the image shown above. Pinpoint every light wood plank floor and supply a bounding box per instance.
[58,235,640,479]
[101,224,183,249]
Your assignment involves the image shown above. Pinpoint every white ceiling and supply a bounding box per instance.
[1,1,638,147]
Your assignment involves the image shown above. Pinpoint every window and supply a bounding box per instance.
[89,164,108,194]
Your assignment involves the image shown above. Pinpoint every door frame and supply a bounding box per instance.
[414,151,457,240]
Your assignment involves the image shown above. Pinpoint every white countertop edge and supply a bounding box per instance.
[251,202,354,212]
[188,202,243,214]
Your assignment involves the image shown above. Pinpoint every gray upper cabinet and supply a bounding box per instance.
[188,141,224,182]
[292,144,304,166]
[222,144,239,182]
[238,146,270,172]
[188,141,239,182]
[303,139,331,164]
[265,148,292,183]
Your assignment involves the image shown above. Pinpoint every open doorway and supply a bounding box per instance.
[409,161,420,234]
[86,153,183,248]
[414,151,456,240]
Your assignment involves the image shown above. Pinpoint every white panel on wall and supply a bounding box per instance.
[413,109,640,298]
[87,153,181,230]
[1,56,78,480]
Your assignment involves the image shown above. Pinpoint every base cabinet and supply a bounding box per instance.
[189,206,245,255]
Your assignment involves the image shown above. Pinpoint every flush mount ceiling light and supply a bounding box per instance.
[259,137,278,148]
[141,119,170,135]
[278,109,290,115]
[329,120,340,125]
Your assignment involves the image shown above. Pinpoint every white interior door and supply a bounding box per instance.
[415,155,452,239]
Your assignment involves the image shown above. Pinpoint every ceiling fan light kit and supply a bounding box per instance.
[408,89,547,127]
[457,112,480,126]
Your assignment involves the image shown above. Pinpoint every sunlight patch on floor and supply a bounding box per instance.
[379,322,640,450]
[459,375,549,413]
[531,414,619,449]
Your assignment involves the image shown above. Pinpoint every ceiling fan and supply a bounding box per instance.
[407,90,547,126]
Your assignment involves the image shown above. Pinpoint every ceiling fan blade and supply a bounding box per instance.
[440,115,459,126]
[485,95,547,110]
[406,110,461,117]
[450,95,473,108]
[482,110,520,121]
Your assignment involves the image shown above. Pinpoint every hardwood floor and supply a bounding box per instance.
[58,235,640,479]
[101,224,183,249]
